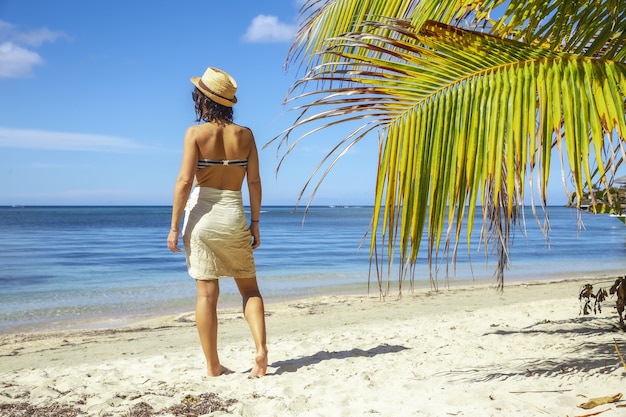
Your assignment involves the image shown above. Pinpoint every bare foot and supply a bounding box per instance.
[207,364,231,377]
[249,349,268,378]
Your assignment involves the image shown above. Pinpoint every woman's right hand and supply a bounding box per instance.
[250,222,260,249]
[167,230,182,253]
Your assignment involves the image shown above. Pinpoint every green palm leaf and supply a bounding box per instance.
[491,0,626,60]
[288,0,626,72]
[269,17,626,291]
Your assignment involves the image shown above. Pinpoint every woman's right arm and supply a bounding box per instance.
[167,127,198,253]
[246,131,262,249]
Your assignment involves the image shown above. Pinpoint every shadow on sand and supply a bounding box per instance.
[269,343,409,375]
[441,315,625,383]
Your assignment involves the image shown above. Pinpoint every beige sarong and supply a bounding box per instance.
[182,187,256,279]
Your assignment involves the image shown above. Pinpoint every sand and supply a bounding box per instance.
[1,277,625,416]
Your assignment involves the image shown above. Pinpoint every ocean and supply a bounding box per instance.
[1,205,625,333]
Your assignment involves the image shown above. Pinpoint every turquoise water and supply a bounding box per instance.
[0,205,624,332]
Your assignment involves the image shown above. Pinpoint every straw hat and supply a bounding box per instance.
[190,67,238,107]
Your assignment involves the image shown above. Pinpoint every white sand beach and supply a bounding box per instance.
[1,277,625,416]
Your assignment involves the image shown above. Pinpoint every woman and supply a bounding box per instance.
[167,66,267,378]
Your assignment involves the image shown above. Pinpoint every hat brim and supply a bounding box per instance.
[190,77,237,107]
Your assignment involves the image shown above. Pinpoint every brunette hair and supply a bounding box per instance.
[192,87,234,124]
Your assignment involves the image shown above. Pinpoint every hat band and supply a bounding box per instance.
[198,79,236,104]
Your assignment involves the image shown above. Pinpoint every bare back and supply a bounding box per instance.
[190,122,255,191]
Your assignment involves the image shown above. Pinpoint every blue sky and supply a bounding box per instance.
[0,0,379,206]
[0,1,585,207]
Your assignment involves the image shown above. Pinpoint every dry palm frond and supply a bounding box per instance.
[615,338,626,370]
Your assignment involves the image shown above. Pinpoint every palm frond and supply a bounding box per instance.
[489,0,626,59]
[288,0,626,76]
[287,0,484,73]
[271,18,626,291]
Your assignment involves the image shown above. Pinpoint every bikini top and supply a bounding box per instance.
[196,158,248,170]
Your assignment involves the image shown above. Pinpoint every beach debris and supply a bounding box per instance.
[509,389,572,394]
[579,284,607,315]
[165,392,238,415]
[578,393,623,409]
[609,276,626,328]
[0,401,85,416]
[127,401,154,417]
[575,408,612,417]
[0,393,239,417]
[614,338,626,370]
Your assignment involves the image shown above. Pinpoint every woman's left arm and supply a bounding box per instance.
[167,127,198,252]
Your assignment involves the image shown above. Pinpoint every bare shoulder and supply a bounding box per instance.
[184,124,205,140]
[230,124,255,147]
[232,124,254,137]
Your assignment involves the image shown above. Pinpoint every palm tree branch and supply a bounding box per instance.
[271,18,626,291]
[488,0,626,59]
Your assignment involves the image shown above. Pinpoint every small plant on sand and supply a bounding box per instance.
[579,284,608,315]
[580,277,626,329]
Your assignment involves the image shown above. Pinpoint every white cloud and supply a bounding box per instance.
[29,162,88,169]
[13,27,69,47]
[0,127,142,152]
[0,19,68,78]
[0,19,68,46]
[242,15,297,43]
[0,42,43,77]
[0,20,12,31]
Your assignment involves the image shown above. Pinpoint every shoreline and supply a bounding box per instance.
[2,276,626,416]
[2,270,624,335]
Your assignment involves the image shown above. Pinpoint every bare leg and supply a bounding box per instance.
[195,279,229,376]
[234,277,268,377]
